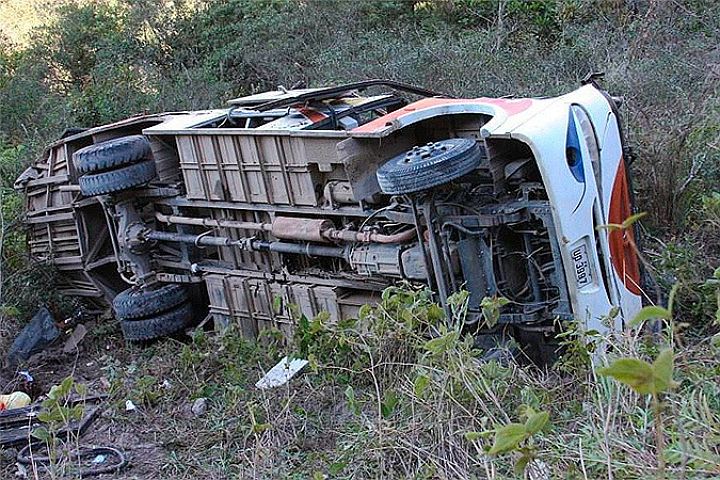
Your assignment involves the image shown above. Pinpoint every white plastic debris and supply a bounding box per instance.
[91,454,107,464]
[14,462,28,478]
[125,400,137,412]
[525,459,551,480]
[255,356,309,390]
[191,397,207,416]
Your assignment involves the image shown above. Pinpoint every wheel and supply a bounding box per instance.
[120,302,195,341]
[113,283,189,320]
[73,135,152,174]
[376,138,485,194]
[79,159,156,196]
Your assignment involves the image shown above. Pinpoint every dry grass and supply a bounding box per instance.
[5,288,717,479]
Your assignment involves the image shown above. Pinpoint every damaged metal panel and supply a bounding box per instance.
[205,273,366,337]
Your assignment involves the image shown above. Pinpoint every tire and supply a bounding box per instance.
[120,302,195,342]
[79,159,156,196]
[113,283,189,320]
[73,135,152,174]
[376,138,485,194]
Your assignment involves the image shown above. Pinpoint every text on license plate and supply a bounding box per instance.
[571,244,593,288]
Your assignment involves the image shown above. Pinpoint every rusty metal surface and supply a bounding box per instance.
[271,217,333,243]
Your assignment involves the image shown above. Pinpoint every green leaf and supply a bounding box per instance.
[413,374,430,398]
[46,385,61,401]
[272,295,282,314]
[480,295,510,328]
[597,358,655,394]
[75,382,89,398]
[487,423,527,455]
[381,390,399,419]
[667,283,679,315]
[629,305,671,328]
[597,222,624,232]
[427,304,445,322]
[464,431,485,442]
[60,376,74,396]
[423,331,458,354]
[514,452,532,476]
[31,426,50,442]
[328,460,347,475]
[345,385,360,416]
[252,422,271,434]
[71,404,85,421]
[358,304,372,320]
[524,411,549,435]
[652,349,677,393]
[600,351,678,395]
[621,211,647,229]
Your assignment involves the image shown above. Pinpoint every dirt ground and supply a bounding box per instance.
[0,314,180,479]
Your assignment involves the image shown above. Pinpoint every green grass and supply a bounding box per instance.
[45,288,715,479]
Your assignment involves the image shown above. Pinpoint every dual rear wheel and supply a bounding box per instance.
[74,135,157,196]
[75,136,193,341]
[113,283,195,341]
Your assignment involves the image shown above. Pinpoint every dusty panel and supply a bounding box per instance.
[176,133,346,206]
[25,146,82,262]
[149,136,182,182]
[205,274,287,337]
[210,208,277,271]
[22,143,106,300]
[338,134,417,201]
[204,274,374,338]
[288,284,341,321]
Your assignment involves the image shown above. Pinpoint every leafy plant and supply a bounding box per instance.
[31,376,88,479]
[479,295,510,329]
[598,349,677,396]
[466,406,550,476]
[599,349,678,477]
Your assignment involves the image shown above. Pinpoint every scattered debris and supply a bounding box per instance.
[14,462,27,479]
[0,392,126,477]
[255,356,309,390]
[17,444,126,477]
[6,307,60,366]
[161,379,172,389]
[191,397,208,417]
[125,400,137,412]
[0,394,105,447]
[62,323,88,353]
[14,371,40,398]
[0,392,31,411]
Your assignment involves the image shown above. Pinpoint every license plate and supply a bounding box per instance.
[571,244,593,288]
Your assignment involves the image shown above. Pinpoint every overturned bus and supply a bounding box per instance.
[16,79,643,361]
